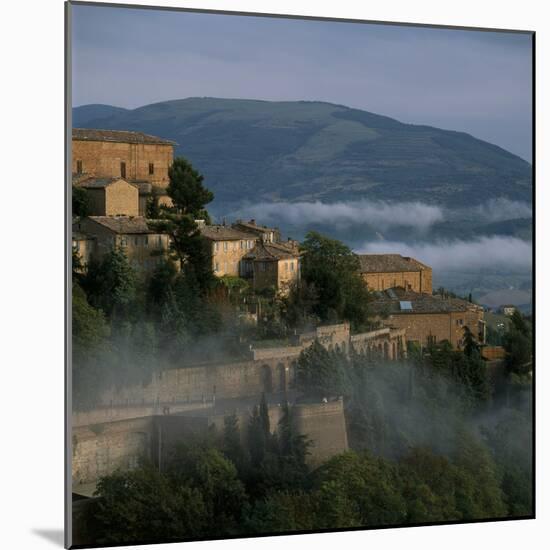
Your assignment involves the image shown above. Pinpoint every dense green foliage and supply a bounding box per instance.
[503,310,533,376]
[300,232,371,329]
[84,332,532,545]
[167,157,214,218]
[72,185,90,217]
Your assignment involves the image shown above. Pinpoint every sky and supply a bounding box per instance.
[71,4,533,160]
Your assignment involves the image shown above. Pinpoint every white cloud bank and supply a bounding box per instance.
[230,198,532,231]
[232,200,444,230]
[358,236,532,273]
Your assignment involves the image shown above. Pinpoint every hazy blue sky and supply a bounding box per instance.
[71,4,533,160]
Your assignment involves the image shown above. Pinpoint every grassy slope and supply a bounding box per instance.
[73,97,532,209]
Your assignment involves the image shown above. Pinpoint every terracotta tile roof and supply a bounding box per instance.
[200,225,258,241]
[358,254,430,273]
[86,216,156,235]
[73,128,176,146]
[233,220,278,234]
[244,241,300,261]
[370,287,482,315]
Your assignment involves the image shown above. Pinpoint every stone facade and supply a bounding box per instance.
[72,417,154,487]
[358,254,433,294]
[72,129,175,187]
[370,288,485,350]
[79,178,139,217]
[244,241,301,295]
[75,216,172,276]
[200,225,259,277]
[292,398,348,466]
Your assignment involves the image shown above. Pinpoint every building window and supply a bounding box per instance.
[158,235,162,246]
[214,242,219,252]
[144,236,149,246]
[290,261,295,272]
[223,242,228,252]
[120,237,128,247]
[76,160,83,174]
[214,262,219,272]
[149,163,154,175]
[120,161,126,178]
[285,262,288,272]
[134,236,139,245]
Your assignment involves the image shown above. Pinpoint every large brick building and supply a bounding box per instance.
[370,287,485,350]
[358,254,433,294]
[72,128,175,186]
[72,128,176,215]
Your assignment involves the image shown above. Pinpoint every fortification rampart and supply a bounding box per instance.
[292,398,348,466]
[72,417,154,488]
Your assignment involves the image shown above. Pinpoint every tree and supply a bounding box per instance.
[167,445,247,534]
[463,326,479,358]
[503,311,532,375]
[72,185,90,217]
[223,413,247,472]
[277,401,310,478]
[147,259,178,316]
[248,405,267,467]
[300,232,371,329]
[92,466,207,545]
[244,492,315,533]
[452,429,507,519]
[83,248,137,318]
[72,284,110,351]
[313,451,407,526]
[167,157,214,217]
[146,187,162,219]
[295,340,350,398]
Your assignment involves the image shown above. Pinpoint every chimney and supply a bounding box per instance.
[249,219,256,225]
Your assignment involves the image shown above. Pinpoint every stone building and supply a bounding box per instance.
[200,225,259,277]
[232,219,281,243]
[370,287,485,350]
[75,177,139,217]
[72,128,176,216]
[243,240,301,294]
[358,254,433,294]
[74,216,172,276]
[72,128,175,186]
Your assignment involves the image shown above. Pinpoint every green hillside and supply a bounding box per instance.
[73,97,532,210]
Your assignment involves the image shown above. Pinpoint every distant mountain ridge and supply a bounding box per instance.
[73,97,532,213]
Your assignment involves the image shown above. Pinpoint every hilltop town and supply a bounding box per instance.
[70,128,532,545]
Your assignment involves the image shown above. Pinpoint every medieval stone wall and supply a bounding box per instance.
[95,357,296,409]
[292,399,348,466]
[72,417,154,487]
